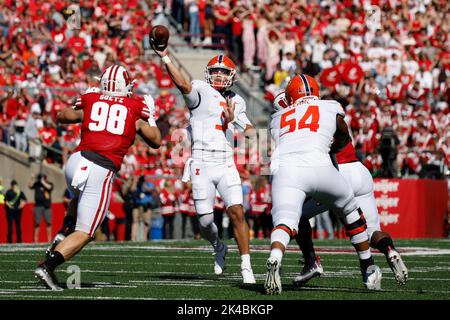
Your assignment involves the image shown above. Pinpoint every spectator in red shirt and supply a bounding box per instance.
[66,30,86,55]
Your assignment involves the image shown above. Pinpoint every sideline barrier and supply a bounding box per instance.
[373,179,448,238]
[0,179,447,242]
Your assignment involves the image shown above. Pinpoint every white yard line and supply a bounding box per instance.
[1,244,449,256]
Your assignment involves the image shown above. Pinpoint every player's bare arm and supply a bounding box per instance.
[57,106,83,124]
[331,115,351,153]
[136,119,161,149]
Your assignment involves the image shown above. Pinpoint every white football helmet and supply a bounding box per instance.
[100,64,134,97]
[272,91,289,112]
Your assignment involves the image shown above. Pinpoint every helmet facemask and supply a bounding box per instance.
[205,67,235,91]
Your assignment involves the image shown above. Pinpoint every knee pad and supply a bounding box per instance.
[343,208,368,244]
[271,224,297,238]
[271,224,297,248]
[198,213,214,229]
[270,228,292,248]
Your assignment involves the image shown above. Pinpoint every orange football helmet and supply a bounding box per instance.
[205,55,236,91]
[285,74,320,105]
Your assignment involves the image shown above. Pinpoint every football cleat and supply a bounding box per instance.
[241,266,256,284]
[264,257,282,295]
[34,266,63,291]
[45,233,66,258]
[293,256,324,286]
[362,265,382,290]
[213,243,228,275]
[387,249,408,285]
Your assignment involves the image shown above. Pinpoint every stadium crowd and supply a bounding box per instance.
[0,0,448,240]
[170,0,449,179]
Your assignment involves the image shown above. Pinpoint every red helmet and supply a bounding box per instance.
[273,91,289,112]
[285,74,320,105]
[205,55,236,90]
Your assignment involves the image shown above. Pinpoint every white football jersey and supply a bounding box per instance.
[270,96,345,168]
[183,80,251,162]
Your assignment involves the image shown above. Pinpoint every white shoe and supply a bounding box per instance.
[363,265,382,290]
[241,266,256,284]
[264,257,282,295]
[387,249,408,285]
[213,243,228,275]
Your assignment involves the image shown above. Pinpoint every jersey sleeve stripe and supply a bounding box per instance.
[189,92,202,110]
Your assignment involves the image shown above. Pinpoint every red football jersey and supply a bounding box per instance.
[336,141,358,164]
[74,92,148,170]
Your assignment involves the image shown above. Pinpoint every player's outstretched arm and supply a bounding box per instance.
[137,119,161,149]
[151,46,192,95]
[57,107,83,124]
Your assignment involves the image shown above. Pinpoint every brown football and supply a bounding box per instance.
[150,25,169,50]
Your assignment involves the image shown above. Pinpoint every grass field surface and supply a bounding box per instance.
[0,239,449,300]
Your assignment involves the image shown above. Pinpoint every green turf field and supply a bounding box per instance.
[0,239,449,300]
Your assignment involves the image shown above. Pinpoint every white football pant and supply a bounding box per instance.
[65,151,115,237]
[189,160,243,214]
[271,164,358,234]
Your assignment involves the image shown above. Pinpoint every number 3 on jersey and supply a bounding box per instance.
[89,102,128,135]
[280,105,319,136]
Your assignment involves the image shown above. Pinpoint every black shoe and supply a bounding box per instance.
[293,256,324,286]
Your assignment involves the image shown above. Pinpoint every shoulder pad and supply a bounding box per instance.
[191,80,208,88]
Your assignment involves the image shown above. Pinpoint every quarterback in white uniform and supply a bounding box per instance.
[265,74,382,295]
[151,45,255,284]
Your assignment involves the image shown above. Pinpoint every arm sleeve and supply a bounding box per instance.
[183,81,201,110]
[74,94,85,110]
[335,103,345,117]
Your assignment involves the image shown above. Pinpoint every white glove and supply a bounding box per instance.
[143,94,157,127]
[85,87,100,93]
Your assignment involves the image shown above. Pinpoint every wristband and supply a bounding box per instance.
[161,55,172,64]
[148,117,157,127]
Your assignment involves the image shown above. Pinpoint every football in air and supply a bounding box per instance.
[150,25,170,50]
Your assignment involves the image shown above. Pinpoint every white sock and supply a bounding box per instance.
[198,214,220,250]
[358,249,372,260]
[269,248,283,263]
[241,254,251,269]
